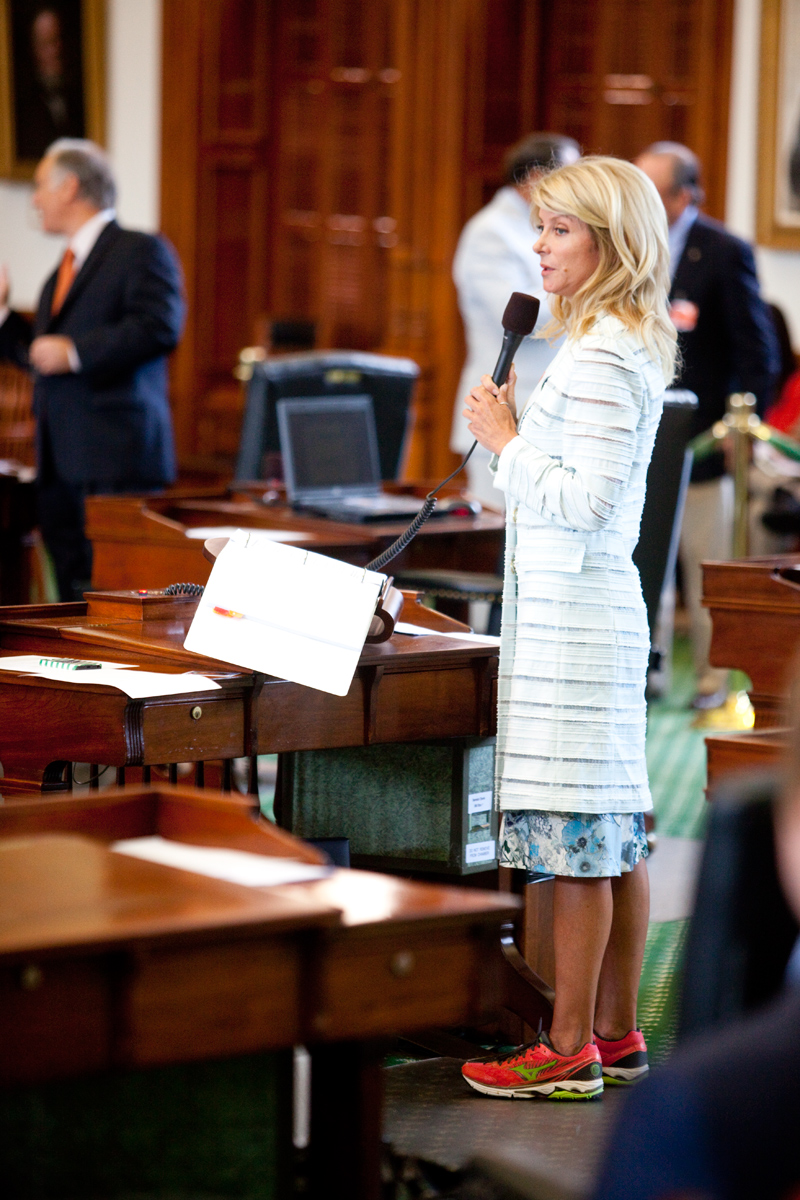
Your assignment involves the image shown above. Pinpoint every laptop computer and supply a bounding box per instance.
[276,395,424,522]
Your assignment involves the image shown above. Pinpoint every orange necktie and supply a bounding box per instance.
[51,248,76,316]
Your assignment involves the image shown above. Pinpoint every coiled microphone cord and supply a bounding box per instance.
[365,440,478,573]
[164,582,205,596]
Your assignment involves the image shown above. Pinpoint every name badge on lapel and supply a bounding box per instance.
[669,299,699,332]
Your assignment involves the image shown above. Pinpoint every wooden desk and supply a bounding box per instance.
[702,555,799,791]
[0,785,518,1198]
[704,554,800,727]
[85,486,505,591]
[0,589,497,796]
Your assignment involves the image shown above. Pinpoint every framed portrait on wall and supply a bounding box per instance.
[0,0,104,181]
[758,0,800,248]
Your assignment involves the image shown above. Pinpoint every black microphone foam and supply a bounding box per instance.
[492,292,540,387]
[502,291,540,336]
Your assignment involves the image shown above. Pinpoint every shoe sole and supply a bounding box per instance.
[602,1064,649,1085]
[463,1075,603,1100]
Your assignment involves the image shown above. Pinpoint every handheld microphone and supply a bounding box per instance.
[365,291,541,574]
[491,291,541,387]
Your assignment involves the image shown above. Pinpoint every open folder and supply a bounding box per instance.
[184,530,386,696]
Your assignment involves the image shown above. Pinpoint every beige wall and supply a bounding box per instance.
[728,0,800,348]
[0,0,162,310]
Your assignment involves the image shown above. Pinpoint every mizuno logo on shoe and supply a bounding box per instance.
[514,1060,559,1081]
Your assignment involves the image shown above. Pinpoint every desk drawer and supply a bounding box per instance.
[121,936,303,1064]
[310,927,485,1040]
[0,956,112,1084]
[138,693,245,764]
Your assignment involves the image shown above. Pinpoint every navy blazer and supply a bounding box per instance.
[671,214,779,481]
[1,221,184,487]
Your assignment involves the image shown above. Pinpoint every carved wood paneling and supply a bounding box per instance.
[161,0,734,480]
[540,0,733,220]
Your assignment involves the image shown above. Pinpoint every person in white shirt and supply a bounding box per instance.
[0,139,184,600]
[450,132,580,509]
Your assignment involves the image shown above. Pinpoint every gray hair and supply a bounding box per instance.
[45,139,117,210]
[639,141,705,206]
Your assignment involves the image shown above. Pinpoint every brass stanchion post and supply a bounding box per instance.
[726,392,756,559]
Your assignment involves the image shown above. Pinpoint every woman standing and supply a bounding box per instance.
[460,157,677,1101]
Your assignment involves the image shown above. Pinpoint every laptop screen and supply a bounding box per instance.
[277,395,382,501]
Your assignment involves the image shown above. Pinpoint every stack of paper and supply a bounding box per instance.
[112,836,331,886]
[0,656,221,699]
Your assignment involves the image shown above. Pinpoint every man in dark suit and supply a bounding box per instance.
[0,139,184,600]
[636,143,779,708]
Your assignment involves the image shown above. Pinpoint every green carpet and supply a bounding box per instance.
[638,633,713,1060]
[637,919,689,1064]
[645,634,710,840]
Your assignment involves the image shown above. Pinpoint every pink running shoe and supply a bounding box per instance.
[462,1031,603,1100]
[594,1029,649,1085]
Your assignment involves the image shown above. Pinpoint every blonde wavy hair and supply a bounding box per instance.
[530,156,678,383]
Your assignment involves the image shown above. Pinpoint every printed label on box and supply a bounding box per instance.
[465,839,496,865]
[468,790,492,815]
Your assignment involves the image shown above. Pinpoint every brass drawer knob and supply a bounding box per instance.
[191,706,203,720]
[20,964,43,990]
[390,950,415,978]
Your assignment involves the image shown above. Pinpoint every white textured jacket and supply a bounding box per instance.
[490,315,666,814]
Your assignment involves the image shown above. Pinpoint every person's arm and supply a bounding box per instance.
[0,265,32,369]
[71,236,185,378]
[492,341,649,532]
[720,237,780,413]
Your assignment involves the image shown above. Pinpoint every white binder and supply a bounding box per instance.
[184,529,386,696]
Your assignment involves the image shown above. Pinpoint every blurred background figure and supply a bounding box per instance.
[593,665,800,1200]
[0,139,184,601]
[450,131,580,509]
[635,142,779,710]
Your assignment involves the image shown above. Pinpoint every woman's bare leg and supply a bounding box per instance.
[548,875,613,1056]
[593,859,650,1040]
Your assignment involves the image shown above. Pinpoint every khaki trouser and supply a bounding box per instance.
[679,476,733,695]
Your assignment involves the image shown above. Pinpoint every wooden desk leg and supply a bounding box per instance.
[308,1040,383,1200]
[498,921,554,1032]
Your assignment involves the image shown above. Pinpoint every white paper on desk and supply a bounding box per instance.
[0,655,137,672]
[111,836,332,886]
[183,529,386,696]
[185,526,314,542]
[394,622,501,646]
[25,666,222,698]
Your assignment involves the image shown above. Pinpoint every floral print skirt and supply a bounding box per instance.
[499,810,648,878]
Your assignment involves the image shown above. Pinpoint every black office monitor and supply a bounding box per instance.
[234,351,419,482]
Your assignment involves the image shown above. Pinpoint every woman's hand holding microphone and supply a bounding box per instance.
[463,363,519,456]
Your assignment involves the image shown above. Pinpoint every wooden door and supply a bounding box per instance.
[540,0,733,219]
[271,0,397,351]
[160,0,734,481]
